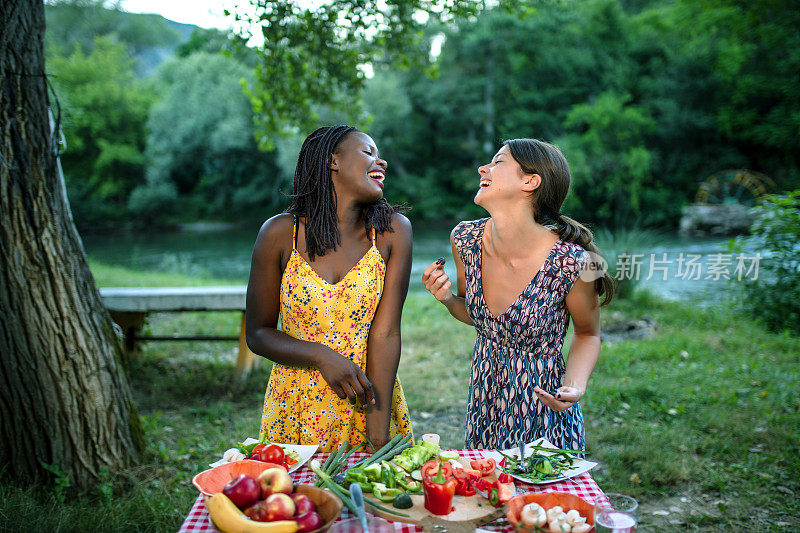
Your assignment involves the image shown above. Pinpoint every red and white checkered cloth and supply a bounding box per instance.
[179,450,605,532]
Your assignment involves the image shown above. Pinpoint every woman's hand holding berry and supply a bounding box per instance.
[422,260,454,304]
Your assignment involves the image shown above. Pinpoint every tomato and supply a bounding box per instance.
[454,478,476,496]
[286,455,299,466]
[470,458,496,476]
[453,467,481,481]
[452,468,468,480]
[498,473,513,484]
[472,478,492,494]
[257,444,285,464]
[421,460,453,479]
[250,444,267,458]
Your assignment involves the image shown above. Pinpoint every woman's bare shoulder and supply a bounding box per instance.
[254,213,294,254]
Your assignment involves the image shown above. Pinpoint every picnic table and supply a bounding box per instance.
[179,449,605,532]
[99,286,257,377]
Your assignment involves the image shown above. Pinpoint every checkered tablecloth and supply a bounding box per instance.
[179,449,604,532]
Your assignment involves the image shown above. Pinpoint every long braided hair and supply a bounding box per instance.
[506,138,614,306]
[287,125,406,261]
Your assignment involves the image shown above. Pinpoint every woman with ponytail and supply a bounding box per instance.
[422,138,613,451]
[246,126,412,451]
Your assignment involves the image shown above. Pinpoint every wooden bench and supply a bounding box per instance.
[99,286,257,377]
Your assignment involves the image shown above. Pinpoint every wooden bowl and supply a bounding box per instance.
[192,460,275,499]
[507,492,595,531]
[294,484,343,532]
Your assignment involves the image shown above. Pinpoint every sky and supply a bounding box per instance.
[118,0,237,30]
[116,0,443,65]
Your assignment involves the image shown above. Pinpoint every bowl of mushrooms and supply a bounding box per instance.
[507,492,594,533]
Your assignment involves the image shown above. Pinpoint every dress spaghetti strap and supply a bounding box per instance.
[292,215,298,250]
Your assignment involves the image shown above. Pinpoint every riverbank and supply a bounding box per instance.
[0,264,797,531]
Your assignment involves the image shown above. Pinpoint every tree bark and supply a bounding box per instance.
[0,0,144,490]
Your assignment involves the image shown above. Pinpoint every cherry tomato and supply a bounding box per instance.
[250,444,267,458]
[469,458,496,476]
[257,444,285,464]
[421,460,453,479]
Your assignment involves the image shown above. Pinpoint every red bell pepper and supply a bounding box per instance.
[423,463,456,515]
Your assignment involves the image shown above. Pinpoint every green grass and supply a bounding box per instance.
[89,259,242,287]
[1,262,798,531]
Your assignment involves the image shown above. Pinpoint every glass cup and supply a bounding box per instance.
[594,493,639,533]
[327,516,394,533]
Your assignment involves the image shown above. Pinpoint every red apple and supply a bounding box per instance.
[257,467,293,496]
[221,474,261,510]
[290,493,316,516]
[265,493,296,521]
[244,499,270,522]
[294,511,324,533]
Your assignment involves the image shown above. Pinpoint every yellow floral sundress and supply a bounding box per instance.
[259,217,412,451]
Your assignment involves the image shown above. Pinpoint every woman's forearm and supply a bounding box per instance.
[365,333,401,445]
[443,295,474,325]
[246,326,328,368]
[562,332,601,395]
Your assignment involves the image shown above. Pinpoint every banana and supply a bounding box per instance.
[206,493,298,533]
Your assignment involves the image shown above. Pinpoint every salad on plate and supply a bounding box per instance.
[481,438,597,485]
[211,437,317,473]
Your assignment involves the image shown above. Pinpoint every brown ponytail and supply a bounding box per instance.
[506,138,614,306]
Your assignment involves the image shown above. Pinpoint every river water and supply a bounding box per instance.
[82,223,757,305]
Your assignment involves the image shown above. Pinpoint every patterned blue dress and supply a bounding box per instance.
[453,218,590,451]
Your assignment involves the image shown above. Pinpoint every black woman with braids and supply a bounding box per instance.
[422,138,614,452]
[246,126,412,451]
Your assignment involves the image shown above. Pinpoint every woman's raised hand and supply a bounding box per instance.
[422,259,453,303]
[315,347,376,406]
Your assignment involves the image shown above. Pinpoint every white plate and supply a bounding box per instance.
[210,438,318,473]
[481,438,597,485]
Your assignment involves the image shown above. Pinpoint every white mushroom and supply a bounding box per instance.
[565,509,583,525]
[548,518,571,533]
[222,448,243,462]
[546,506,564,523]
[520,502,547,528]
[571,522,591,533]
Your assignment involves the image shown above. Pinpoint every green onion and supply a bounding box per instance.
[363,434,411,466]
[355,427,375,453]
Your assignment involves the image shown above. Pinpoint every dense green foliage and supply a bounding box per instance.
[362,0,800,226]
[734,190,800,334]
[45,0,800,229]
[47,37,155,225]
[133,53,281,222]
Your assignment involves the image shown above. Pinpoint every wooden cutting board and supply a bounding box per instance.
[362,458,506,530]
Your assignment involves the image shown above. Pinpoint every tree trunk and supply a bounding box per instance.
[0,0,144,490]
